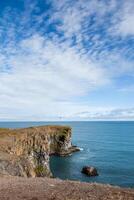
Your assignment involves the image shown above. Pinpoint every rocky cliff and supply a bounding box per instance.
[0,126,79,178]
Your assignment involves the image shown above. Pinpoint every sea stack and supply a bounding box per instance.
[81,166,99,177]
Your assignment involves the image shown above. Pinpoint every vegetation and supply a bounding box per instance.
[34,165,48,177]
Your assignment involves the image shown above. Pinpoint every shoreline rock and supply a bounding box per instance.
[81,166,99,176]
[50,145,80,156]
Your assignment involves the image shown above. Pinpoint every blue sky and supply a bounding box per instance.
[0,0,134,121]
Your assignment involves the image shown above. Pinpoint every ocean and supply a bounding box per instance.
[0,121,134,188]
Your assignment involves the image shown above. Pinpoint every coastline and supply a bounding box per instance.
[0,123,134,199]
[0,125,80,178]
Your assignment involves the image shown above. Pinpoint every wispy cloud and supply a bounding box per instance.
[111,0,134,36]
[0,0,133,120]
[66,108,134,120]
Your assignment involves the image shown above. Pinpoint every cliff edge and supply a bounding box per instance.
[0,125,79,178]
[0,126,134,200]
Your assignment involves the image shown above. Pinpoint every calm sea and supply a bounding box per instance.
[0,121,134,188]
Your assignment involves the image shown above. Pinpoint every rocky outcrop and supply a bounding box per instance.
[0,126,79,178]
[81,166,99,176]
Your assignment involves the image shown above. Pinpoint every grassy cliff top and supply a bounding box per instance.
[0,125,71,137]
[0,125,71,153]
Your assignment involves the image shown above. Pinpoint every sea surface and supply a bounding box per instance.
[0,121,134,188]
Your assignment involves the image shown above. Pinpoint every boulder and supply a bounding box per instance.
[81,166,98,176]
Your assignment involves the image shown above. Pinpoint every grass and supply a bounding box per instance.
[34,165,48,177]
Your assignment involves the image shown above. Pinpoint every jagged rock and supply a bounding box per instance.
[0,126,79,178]
[81,166,98,176]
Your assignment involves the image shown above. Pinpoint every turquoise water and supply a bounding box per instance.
[0,121,134,188]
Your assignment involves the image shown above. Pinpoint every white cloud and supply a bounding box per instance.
[50,0,118,40]
[118,13,134,36]
[111,0,134,36]
[67,108,134,120]
[0,0,133,120]
[0,33,108,120]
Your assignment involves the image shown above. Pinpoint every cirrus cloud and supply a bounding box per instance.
[0,0,133,120]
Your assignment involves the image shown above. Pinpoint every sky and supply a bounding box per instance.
[0,0,134,121]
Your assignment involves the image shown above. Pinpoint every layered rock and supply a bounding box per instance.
[0,126,79,178]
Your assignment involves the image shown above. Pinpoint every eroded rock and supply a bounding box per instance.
[81,166,98,176]
[0,126,79,178]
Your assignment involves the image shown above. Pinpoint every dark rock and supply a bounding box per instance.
[58,146,80,156]
[81,166,98,176]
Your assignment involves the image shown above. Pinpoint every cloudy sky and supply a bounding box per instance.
[0,0,134,121]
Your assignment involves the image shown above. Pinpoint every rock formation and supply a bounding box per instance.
[0,126,79,178]
[81,166,98,176]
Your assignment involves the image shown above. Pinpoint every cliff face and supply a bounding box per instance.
[0,126,78,178]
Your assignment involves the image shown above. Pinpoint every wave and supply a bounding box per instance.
[79,147,84,151]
